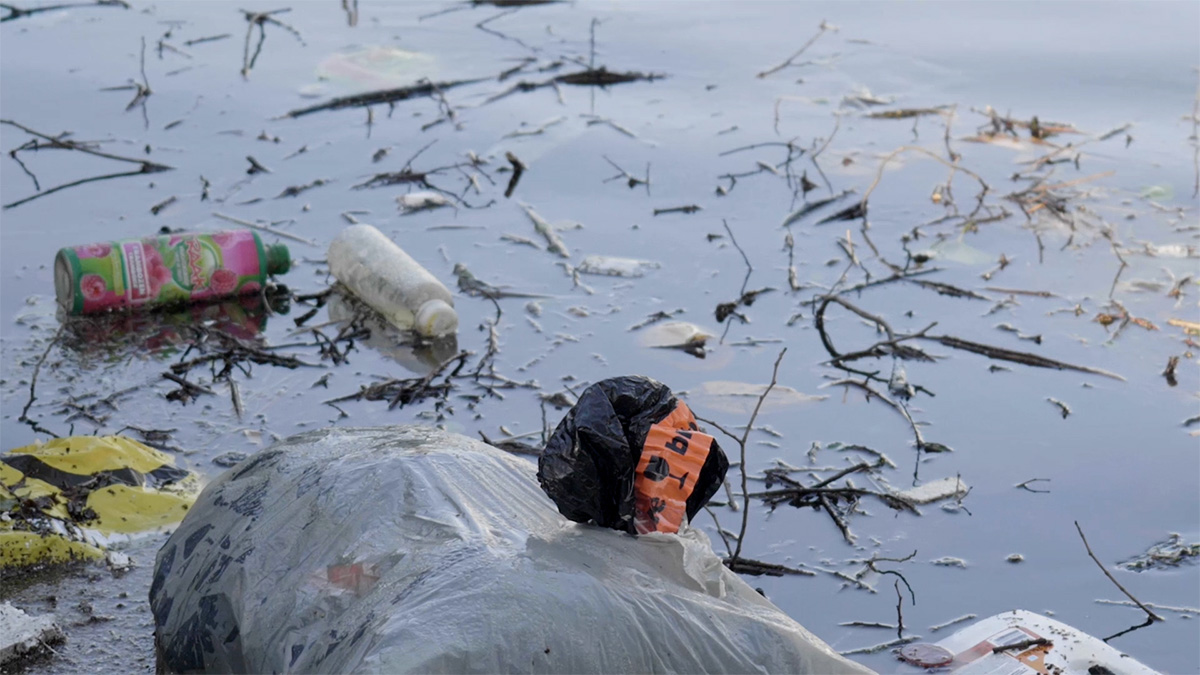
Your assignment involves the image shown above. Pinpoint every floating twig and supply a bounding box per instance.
[756,20,830,79]
[839,635,920,656]
[723,556,814,577]
[929,613,977,633]
[921,334,1125,381]
[1015,478,1051,493]
[503,151,526,198]
[653,204,701,216]
[282,76,490,118]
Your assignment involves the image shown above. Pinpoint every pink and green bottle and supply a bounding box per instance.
[55,230,290,315]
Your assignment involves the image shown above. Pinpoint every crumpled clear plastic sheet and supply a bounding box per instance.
[149,425,873,674]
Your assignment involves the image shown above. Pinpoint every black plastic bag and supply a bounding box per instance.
[537,376,728,535]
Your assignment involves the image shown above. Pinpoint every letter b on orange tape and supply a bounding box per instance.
[633,401,716,534]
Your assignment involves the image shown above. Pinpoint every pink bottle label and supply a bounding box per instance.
[62,231,267,314]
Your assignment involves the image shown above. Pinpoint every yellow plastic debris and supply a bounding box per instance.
[1,436,200,574]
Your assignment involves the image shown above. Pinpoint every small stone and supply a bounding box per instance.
[1006,553,1025,563]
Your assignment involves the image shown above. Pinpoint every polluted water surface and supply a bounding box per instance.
[1,1,1198,673]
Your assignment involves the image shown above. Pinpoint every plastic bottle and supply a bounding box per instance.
[55,230,290,315]
[326,224,458,337]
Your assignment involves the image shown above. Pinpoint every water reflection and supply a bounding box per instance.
[325,291,459,376]
[59,293,285,361]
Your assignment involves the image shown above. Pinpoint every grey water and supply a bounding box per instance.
[2,1,1197,672]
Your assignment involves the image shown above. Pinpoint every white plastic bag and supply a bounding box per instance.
[150,426,871,674]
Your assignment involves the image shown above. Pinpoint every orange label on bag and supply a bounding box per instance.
[633,401,715,534]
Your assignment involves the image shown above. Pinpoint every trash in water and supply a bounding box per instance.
[150,426,867,674]
[892,476,969,505]
[538,376,728,535]
[55,230,290,315]
[1118,533,1199,572]
[894,610,1157,674]
[0,602,65,668]
[690,380,828,415]
[637,320,714,356]
[314,46,435,92]
[396,190,452,213]
[576,255,661,278]
[1,436,200,577]
[327,224,458,337]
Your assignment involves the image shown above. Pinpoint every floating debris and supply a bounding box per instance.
[397,190,452,213]
[638,320,712,358]
[893,477,969,505]
[653,204,702,216]
[931,556,967,568]
[1046,397,1072,419]
[839,635,921,656]
[576,255,661,278]
[689,380,828,415]
[929,613,977,633]
[1117,534,1199,572]
[1006,553,1025,564]
[520,202,570,257]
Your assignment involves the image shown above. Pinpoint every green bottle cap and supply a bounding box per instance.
[266,244,291,275]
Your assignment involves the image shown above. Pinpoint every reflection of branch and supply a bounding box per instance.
[1,0,127,23]
[1103,617,1155,643]
[240,8,304,78]
[1075,521,1164,622]
[19,327,63,438]
[5,169,149,210]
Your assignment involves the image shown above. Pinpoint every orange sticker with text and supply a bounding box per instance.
[633,401,715,534]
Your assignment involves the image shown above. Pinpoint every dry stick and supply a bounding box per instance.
[818,493,854,544]
[282,76,489,118]
[184,33,231,46]
[731,348,787,562]
[756,20,829,78]
[922,334,1125,381]
[503,151,526,198]
[894,580,905,640]
[212,212,317,246]
[388,350,470,410]
[1075,521,1164,622]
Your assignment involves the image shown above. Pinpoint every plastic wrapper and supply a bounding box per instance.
[538,376,728,535]
[1,436,200,576]
[149,426,870,674]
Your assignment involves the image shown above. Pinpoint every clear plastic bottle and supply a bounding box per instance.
[327,224,458,337]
